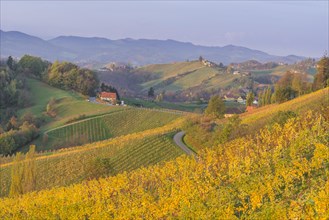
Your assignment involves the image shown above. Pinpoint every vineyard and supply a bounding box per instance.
[44,108,180,148]
[0,110,328,218]
[0,118,185,197]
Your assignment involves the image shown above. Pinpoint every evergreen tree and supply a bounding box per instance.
[6,56,14,70]
[313,55,329,90]
[205,95,225,118]
[246,92,254,106]
[264,87,272,105]
[148,87,155,97]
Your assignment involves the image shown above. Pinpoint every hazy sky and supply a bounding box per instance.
[1,1,328,57]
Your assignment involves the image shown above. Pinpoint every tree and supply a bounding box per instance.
[148,87,155,97]
[18,55,49,78]
[7,56,14,70]
[264,87,272,104]
[205,95,225,118]
[0,131,16,154]
[199,56,204,62]
[313,54,329,90]
[273,71,306,103]
[274,86,293,103]
[100,83,120,100]
[6,116,19,130]
[46,98,56,117]
[246,92,254,106]
[155,93,163,102]
[47,62,99,96]
[226,65,233,74]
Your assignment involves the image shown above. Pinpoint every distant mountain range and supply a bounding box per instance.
[0,30,306,65]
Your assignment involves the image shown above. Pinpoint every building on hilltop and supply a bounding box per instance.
[100,92,117,104]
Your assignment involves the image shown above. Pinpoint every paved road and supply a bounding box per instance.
[173,131,196,157]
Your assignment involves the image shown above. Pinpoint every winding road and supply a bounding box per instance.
[173,131,197,157]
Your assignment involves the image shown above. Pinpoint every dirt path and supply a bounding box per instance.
[173,131,196,157]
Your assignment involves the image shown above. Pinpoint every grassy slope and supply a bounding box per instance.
[163,67,218,92]
[19,78,120,131]
[251,65,316,80]
[241,87,329,125]
[18,78,80,116]
[138,61,204,80]
[16,79,125,152]
[0,117,184,197]
[1,91,328,219]
[204,73,240,90]
[138,61,234,93]
[139,61,243,94]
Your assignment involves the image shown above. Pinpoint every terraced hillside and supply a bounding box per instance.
[98,61,245,100]
[45,108,180,149]
[1,99,327,219]
[0,118,185,197]
[137,61,236,93]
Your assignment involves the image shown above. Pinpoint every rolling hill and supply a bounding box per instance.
[0,117,185,197]
[98,60,245,100]
[1,30,306,65]
[0,88,327,218]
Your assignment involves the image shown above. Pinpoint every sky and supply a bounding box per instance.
[0,1,328,57]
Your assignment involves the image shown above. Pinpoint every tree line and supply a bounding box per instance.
[259,55,329,106]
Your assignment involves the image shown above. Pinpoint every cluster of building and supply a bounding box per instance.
[223,94,258,105]
[232,71,251,76]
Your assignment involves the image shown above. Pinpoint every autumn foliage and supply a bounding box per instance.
[0,110,328,219]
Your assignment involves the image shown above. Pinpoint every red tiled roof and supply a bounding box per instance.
[100,92,116,99]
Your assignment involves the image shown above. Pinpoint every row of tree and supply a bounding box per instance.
[16,55,100,96]
[257,55,328,107]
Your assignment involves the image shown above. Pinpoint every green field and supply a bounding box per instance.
[18,78,80,116]
[15,78,128,152]
[19,78,121,131]
[137,61,204,80]
[138,61,235,93]
[44,108,180,149]
[162,67,218,92]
